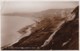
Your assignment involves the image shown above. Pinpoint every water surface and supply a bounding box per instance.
[1,16,35,47]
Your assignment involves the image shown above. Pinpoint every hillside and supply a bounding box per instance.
[2,7,79,50]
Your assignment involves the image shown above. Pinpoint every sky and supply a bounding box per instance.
[2,1,79,13]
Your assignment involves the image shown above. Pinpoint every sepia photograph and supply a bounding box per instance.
[1,1,79,50]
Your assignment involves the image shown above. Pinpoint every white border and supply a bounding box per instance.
[0,0,79,51]
[1,0,80,1]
